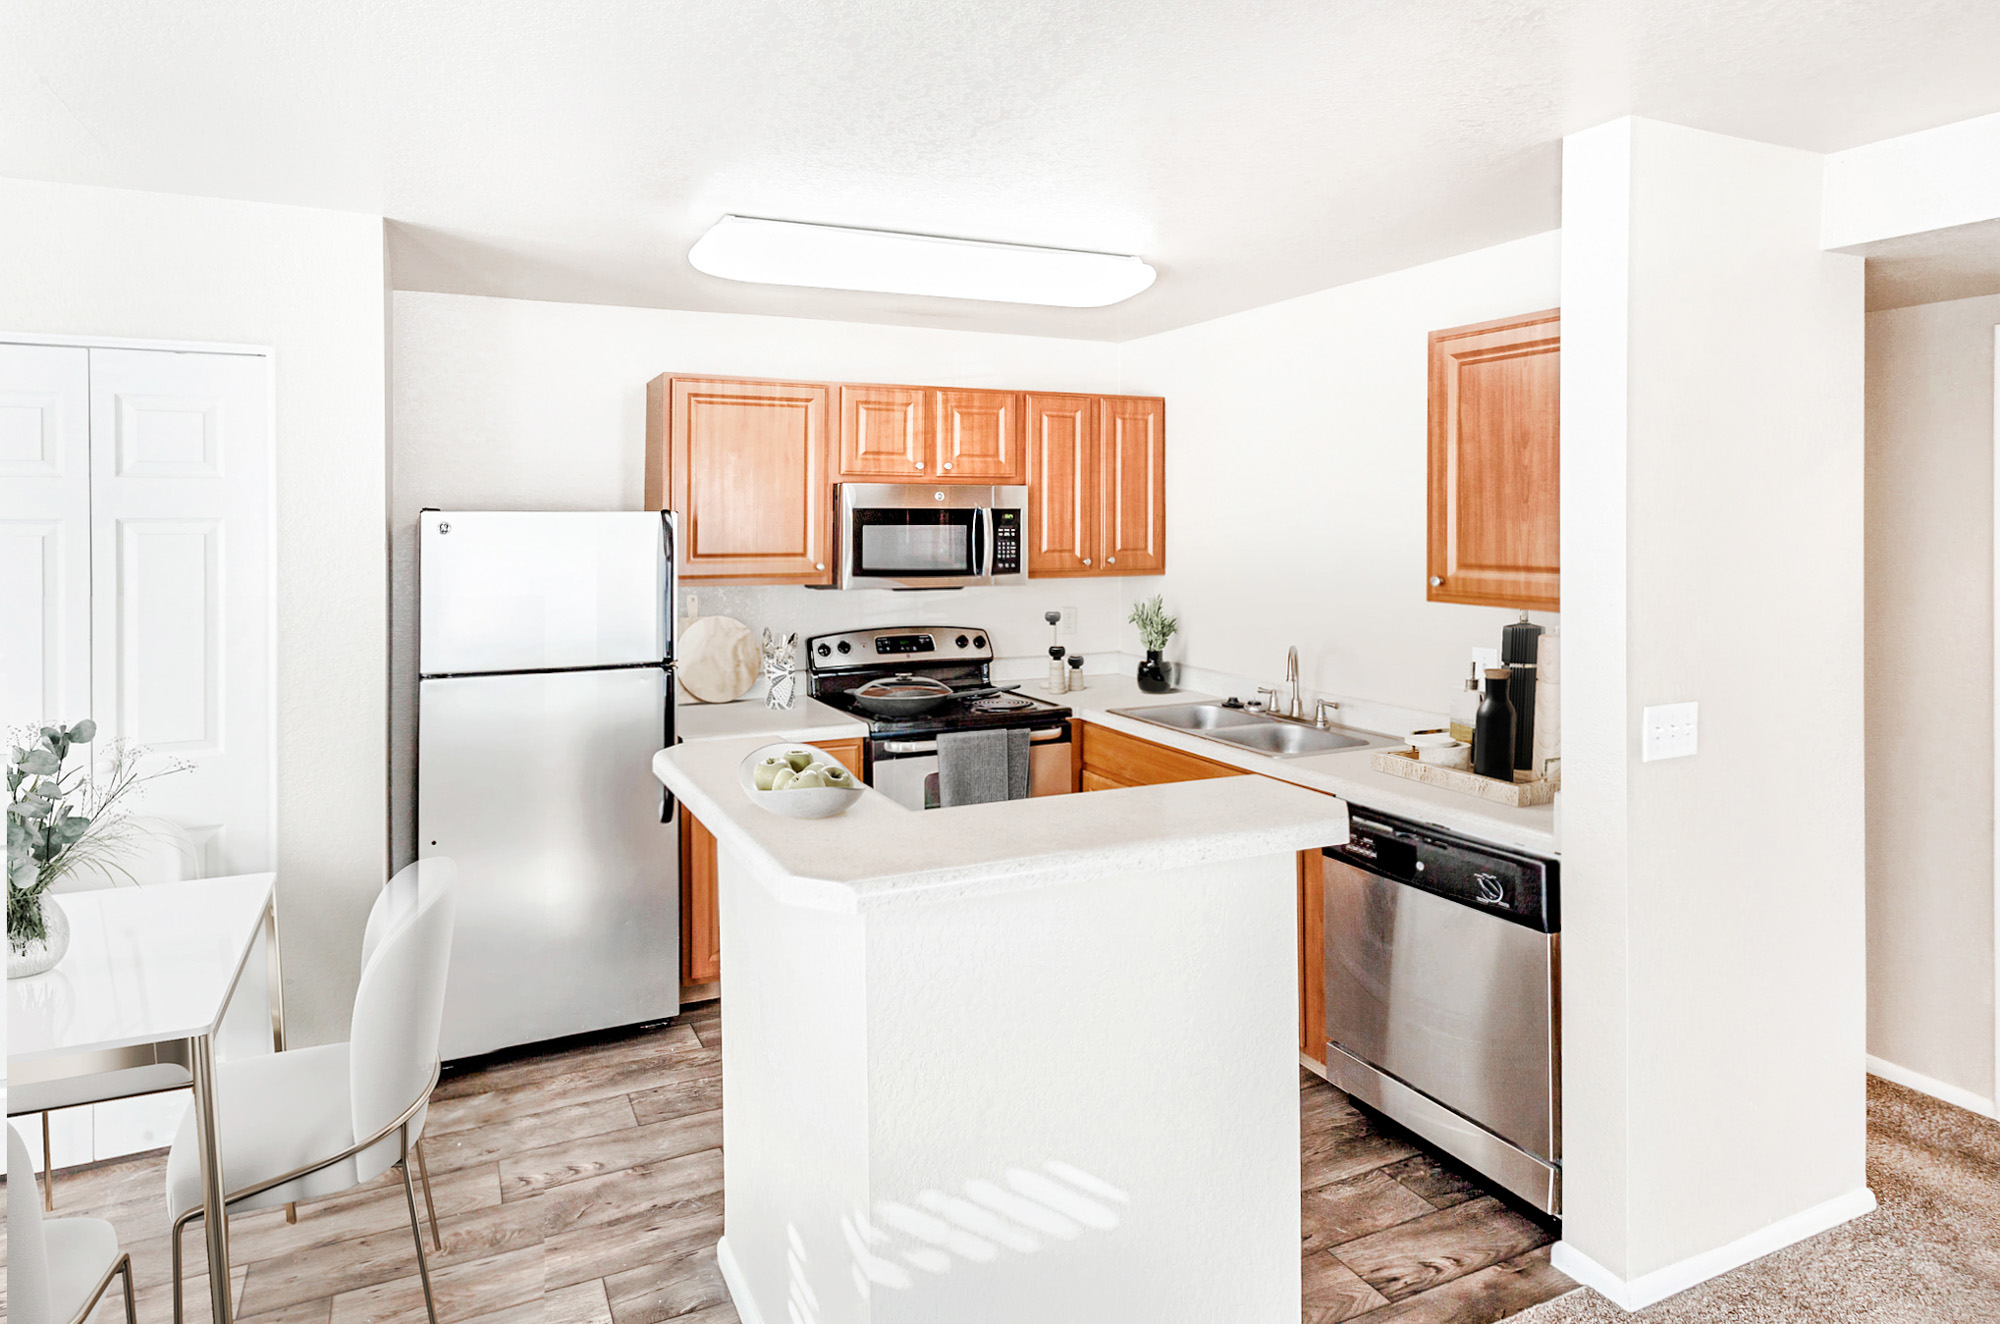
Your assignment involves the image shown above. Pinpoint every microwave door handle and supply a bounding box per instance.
[973,507,990,577]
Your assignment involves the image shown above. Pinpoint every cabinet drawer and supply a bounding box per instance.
[1076,722,1242,787]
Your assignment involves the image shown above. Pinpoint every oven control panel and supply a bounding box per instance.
[991,509,1021,575]
[807,627,993,671]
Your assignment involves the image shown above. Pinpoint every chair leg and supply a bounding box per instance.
[171,1213,188,1324]
[41,1111,55,1211]
[119,1252,139,1324]
[414,1136,444,1250]
[400,1131,441,1324]
[286,1200,297,1224]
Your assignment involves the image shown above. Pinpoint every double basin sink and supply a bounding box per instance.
[1106,702,1399,760]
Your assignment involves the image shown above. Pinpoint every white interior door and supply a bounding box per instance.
[0,343,91,734]
[89,347,273,877]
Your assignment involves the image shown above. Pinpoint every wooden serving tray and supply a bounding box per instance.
[1370,749,1556,807]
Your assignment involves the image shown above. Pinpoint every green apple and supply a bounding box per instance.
[785,750,815,772]
[752,757,788,791]
[769,766,797,791]
[821,766,855,788]
[787,768,827,789]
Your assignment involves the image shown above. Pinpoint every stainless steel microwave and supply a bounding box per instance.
[832,483,1028,590]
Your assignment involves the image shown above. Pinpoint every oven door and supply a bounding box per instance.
[837,483,1001,589]
[869,724,1073,809]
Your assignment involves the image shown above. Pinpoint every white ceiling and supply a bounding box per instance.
[7,0,2000,340]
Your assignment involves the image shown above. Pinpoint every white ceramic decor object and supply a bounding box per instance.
[679,616,762,703]
[737,744,864,820]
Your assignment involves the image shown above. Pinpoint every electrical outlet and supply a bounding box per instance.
[1642,702,1698,762]
[1062,605,1078,635]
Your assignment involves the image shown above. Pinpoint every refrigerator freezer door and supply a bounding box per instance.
[419,666,678,1059]
[420,511,667,674]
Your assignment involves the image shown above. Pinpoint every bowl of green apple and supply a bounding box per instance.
[737,743,865,819]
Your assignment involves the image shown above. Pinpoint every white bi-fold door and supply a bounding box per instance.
[0,341,273,1169]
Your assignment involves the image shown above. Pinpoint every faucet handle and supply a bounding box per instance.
[1314,698,1339,729]
[1253,686,1279,713]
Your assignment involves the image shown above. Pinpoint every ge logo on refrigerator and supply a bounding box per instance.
[1474,872,1506,905]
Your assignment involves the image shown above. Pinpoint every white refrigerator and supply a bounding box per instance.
[417,510,679,1060]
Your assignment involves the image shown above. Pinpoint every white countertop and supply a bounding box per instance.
[654,737,1348,913]
[8,872,275,1063]
[675,695,867,744]
[1053,675,1558,857]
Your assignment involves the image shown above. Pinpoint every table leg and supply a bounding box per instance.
[188,1033,234,1324]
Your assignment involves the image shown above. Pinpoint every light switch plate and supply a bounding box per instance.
[1642,702,1699,762]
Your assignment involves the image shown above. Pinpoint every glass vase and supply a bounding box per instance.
[9,894,71,979]
[1136,649,1173,693]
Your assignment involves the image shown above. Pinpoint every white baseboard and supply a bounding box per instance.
[1551,1186,1877,1312]
[716,1236,766,1324]
[1866,1054,1998,1120]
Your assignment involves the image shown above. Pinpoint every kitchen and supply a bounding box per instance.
[7,5,2000,1324]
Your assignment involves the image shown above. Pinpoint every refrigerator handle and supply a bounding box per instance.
[661,666,679,824]
[660,510,679,664]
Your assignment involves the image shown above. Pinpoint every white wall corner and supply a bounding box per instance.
[1551,1187,1878,1313]
[1823,110,2000,250]
[715,1237,769,1324]
[1865,1055,1999,1120]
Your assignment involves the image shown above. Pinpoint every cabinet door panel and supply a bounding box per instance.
[1077,722,1239,787]
[680,809,720,988]
[933,389,1024,483]
[1026,393,1096,575]
[838,385,928,480]
[1097,396,1166,574]
[667,377,830,583]
[1427,311,1559,609]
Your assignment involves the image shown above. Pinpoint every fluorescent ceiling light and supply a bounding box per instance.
[688,215,1156,308]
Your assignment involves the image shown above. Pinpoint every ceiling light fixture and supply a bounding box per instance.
[688,215,1156,308]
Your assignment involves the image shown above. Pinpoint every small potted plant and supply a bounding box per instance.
[8,721,187,978]
[1129,595,1179,694]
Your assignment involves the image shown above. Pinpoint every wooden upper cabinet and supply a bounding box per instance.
[1026,393,1097,575]
[1098,396,1166,574]
[932,389,1024,483]
[1427,311,1559,610]
[646,375,832,584]
[838,385,928,479]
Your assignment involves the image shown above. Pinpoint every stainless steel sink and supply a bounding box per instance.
[1107,702,1396,760]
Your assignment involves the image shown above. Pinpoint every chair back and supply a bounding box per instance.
[8,1123,54,1324]
[348,857,456,1182]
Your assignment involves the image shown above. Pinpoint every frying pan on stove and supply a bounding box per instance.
[849,675,1021,717]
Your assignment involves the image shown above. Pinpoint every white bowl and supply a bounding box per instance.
[1406,729,1457,748]
[737,742,866,820]
[1413,741,1471,768]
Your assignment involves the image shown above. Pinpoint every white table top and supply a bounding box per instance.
[7,872,276,1064]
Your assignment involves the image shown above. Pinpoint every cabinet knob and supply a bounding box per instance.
[943,462,952,470]
[816,562,825,571]
[1429,575,1443,587]
[1083,557,1092,566]
[1107,556,1115,564]
[914,461,924,469]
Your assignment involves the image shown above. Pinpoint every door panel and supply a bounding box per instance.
[1097,396,1166,574]
[933,389,1024,483]
[0,344,90,733]
[90,348,271,876]
[668,377,831,582]
[837,385,928,480]
[1025,393,1096,575]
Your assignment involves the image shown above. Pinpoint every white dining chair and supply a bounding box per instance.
[9,817,205,1210]
[166,857,457,1324]
[8,1122,139,1324]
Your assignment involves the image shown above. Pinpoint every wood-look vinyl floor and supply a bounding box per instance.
[9,1003,1572,1324]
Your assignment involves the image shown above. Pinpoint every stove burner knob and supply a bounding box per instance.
[955,634,970,649]
[836,640,852,654]
[815,643,831,657]
[972,635,986,649]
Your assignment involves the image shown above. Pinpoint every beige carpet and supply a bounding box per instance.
[1516,1077,2000,1322]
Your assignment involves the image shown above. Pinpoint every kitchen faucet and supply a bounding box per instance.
[1284,646,1303,720]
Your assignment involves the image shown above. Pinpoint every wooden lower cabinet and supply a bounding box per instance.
[1074,722,1329,1068]
[678,737,864,993]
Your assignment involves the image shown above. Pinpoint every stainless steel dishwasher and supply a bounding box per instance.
[1323,809,1561,1213]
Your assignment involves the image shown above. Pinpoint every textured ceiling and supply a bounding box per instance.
[6,1,2000,339]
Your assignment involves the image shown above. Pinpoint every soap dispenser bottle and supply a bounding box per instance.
[1449,661,1480,745]
[1473,669,1517,781]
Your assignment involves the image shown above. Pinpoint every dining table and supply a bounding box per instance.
[8,872,284,1324]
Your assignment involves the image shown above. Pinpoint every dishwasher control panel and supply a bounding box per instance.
[1327,812,1557,933]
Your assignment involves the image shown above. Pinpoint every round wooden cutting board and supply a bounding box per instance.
[678,615,761,703]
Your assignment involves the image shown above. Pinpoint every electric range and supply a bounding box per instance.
[806,626,1074,809]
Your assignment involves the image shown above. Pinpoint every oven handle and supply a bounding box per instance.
[877,726,1069,755]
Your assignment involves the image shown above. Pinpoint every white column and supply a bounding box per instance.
[1557,117,1871,1310]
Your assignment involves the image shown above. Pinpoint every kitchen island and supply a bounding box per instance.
[653,736,1349,1324]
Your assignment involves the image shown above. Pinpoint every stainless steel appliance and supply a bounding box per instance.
[1323,808,1561,1213]
[832,484,1028,589]
[417,510,679,1060]
[807,626,1072,809]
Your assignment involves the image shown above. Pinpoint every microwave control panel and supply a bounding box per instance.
[992,508,1022,575]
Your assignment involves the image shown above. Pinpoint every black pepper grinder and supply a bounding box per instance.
[1473,668,1516,781]
[1501,613,1544,774]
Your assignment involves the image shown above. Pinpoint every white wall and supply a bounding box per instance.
[1865,293,2000,1112]
[389,292,1135,866]
[1114,232,1561,720]
[1558,118,1868,1306]
[1824,111,2000,250]
[0,178,390,1047]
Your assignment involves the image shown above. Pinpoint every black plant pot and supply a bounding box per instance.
[1136,650,1173,693]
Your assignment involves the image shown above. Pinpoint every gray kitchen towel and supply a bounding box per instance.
[936,727,1031,807]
